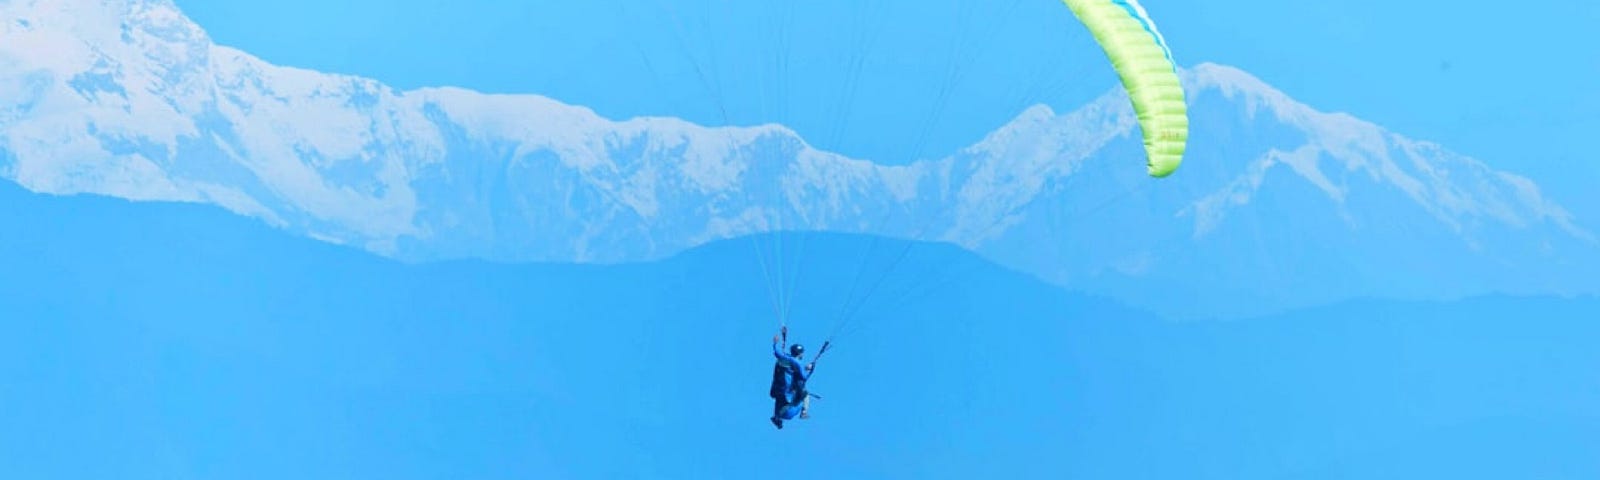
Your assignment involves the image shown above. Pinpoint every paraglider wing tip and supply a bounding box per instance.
[1146,156,1181,178]
[1065,0,1188,180]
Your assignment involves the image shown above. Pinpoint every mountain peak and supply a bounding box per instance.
[1185,61,1374,136]
[1170,61,1596,247]
[1188,62,1277,95]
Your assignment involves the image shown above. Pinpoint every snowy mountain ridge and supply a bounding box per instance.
[2,0,1593,316]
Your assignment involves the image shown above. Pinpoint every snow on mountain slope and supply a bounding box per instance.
[1,0,1593,317]
[965,63,1598,317]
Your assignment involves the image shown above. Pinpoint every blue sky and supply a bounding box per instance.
[172,0,1600,211]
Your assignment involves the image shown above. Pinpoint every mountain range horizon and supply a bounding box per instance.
[2,0,1595,318]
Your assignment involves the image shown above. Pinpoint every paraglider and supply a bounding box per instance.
[769,327,816,429]
[756,0,1187,428]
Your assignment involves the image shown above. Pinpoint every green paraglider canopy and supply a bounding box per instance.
[1062,0,1188,177]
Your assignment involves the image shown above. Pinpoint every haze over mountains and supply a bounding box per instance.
[2,0,1595,317]
[2,168,1597,479]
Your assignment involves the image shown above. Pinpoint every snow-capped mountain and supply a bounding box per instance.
[1,0,947,262]
[970,66,1600,317]
[2,0,1594,317]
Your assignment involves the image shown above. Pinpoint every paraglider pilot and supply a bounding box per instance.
[770,326,813,429]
